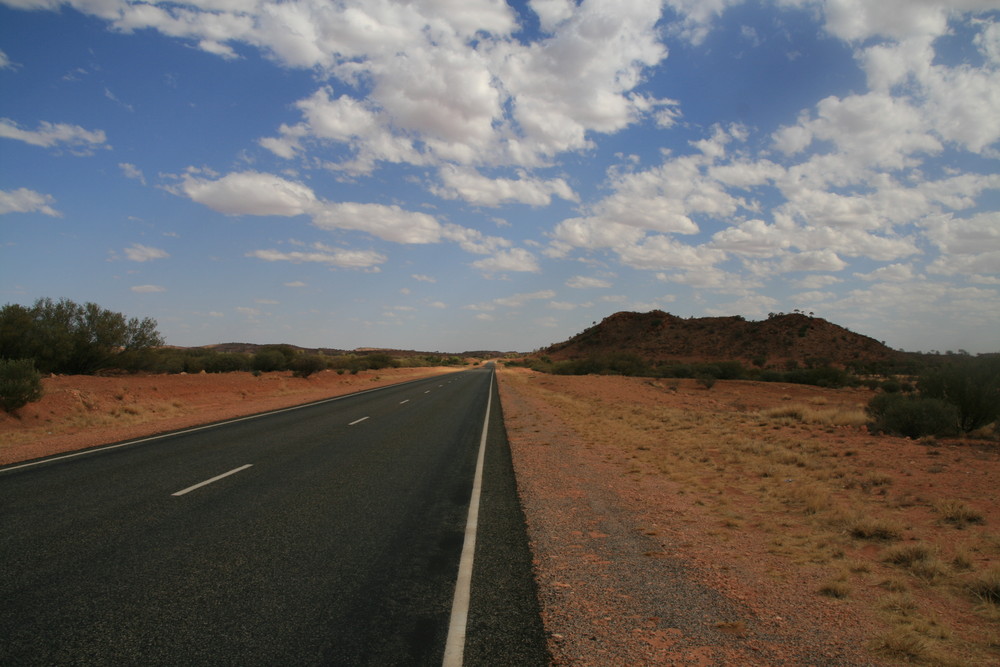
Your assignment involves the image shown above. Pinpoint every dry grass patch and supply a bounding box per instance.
[762,403,868,427]
[497,369,1000,666]
[935,499,985,529]
[849,516,905,541]
[968,566,1000,606]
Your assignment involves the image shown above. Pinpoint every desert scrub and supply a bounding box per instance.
[818,579,851,599]
[935,499,985,529]
[762,404,867,427]
[0,358,43,412]
[882,543,949,583]
[968,566,1000,605]
[866,393,959,438]
[849,516,904,541]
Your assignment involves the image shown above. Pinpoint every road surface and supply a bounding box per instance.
[1,365,548,665]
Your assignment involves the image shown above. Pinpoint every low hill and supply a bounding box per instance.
[542,310,901,369]
[201,343,509,359]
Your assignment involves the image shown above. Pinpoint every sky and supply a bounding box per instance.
[1,0,999,355]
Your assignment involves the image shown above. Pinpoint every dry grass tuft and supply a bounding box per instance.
[870,627,930,662]
[883,543,932,567]
[935,499,985,529]
[850,516,904,541]
[968,566,1000,605]
[818,580,851,599]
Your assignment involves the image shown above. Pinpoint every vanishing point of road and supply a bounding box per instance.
[1,364,549,665]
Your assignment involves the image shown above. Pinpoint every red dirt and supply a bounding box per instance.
[496,368,999,666]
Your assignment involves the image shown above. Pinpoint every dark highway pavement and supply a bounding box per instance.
[1,365,548,665]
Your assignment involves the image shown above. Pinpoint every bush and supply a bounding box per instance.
[0,298,163,374]
[0,358,44,412]
[291,354,327,378]
[919,357,1000,432]
[867,393,959,438]
[252,349,288,373]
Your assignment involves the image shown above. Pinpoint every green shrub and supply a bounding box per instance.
[252,349,287,373]
[0,358,44,412]
[867,393,959,438]
[0,298,162,374]
[919,357,1000,432]
[291,354,327,378]
[695,374,717,389]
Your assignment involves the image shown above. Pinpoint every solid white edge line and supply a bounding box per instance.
[171,464,253,497]
[348,416,369,426]
[442,370,493,667]
[1,373,458,473]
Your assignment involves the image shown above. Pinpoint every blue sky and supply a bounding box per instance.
[2,0,999,354]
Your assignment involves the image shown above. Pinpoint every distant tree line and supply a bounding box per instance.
[866,356,1000,438]
[0,297,475,412]
[505,353,856,388]
[1,298,163,375]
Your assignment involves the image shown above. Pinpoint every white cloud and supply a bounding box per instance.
[663,0,746,45]
[615,235,726,271]
[131,284,166,293]
[247,243,386,269]
[815,0,983,42]
[0,187,61,216]
[794,274,842,289]
[434,165,577,207]
[855,263,917,282]
[779,249,847,273]
[312,201,444,244]
[471,247,540,274]
[494,289,556,307]
[0,49,18,70]
[412,274,437,283]
[124,243,169,262]
[566,275,612,289]
[119,162,146,185]
[711,219,791,257]
[771,92,941,173]
[285,281,307,287]
[179,170,318,217]
[0,118,108,153]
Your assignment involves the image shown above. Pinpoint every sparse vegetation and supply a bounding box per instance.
[849,517,903,541]
[0,358,44,412]
[499,366,999,665]
[968,566,1000,605]
[864,355,1000,438]
[935,499,985,529]
[866,393,960,438]
[0,298,163,374]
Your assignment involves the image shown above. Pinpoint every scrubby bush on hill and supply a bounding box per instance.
[0,358,43,412]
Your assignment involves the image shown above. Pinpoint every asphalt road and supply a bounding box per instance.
[0,365,549,666]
